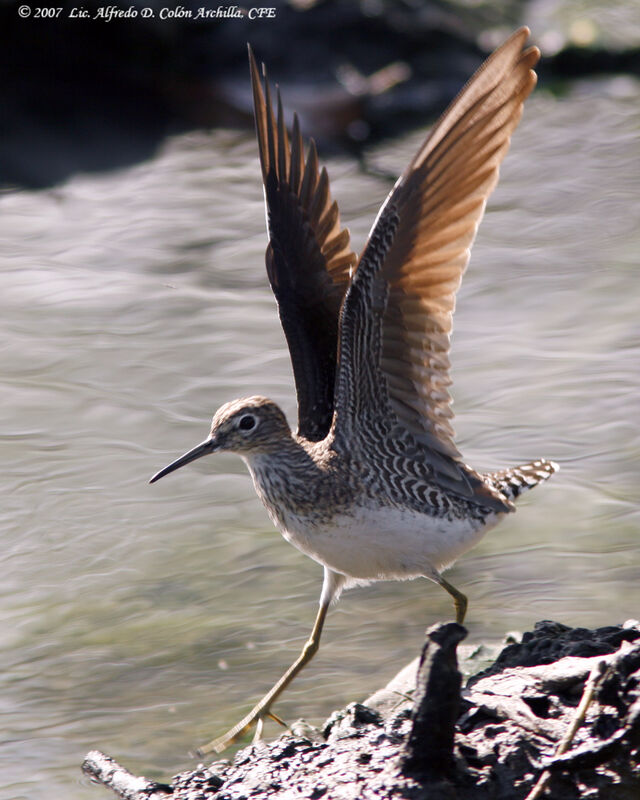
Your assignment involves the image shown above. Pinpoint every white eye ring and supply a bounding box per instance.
[238,414,257,433]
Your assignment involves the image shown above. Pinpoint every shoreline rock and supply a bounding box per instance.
[83,619,640,799]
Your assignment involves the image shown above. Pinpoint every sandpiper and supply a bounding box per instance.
[150,27,557,753]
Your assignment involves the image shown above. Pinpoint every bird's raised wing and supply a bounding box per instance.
[249,47,358,442]
[333,28,540,508]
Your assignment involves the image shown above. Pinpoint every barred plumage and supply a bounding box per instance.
[486,459,559,502]
[150,28,556,754]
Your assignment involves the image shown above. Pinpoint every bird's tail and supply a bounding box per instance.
[485,459,559,503]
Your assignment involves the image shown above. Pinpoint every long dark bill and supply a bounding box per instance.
[149,438,217,484]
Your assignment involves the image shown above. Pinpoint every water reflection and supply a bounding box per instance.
[1,77,639,799]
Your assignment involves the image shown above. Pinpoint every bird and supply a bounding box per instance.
[149,27,557,754]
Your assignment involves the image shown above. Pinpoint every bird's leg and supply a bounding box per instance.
[198,598,330,755]
[434,573,468,624]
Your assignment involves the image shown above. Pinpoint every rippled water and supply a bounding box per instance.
[2,76,639,799]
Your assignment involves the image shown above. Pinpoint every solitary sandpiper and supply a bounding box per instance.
[150,27,557,753]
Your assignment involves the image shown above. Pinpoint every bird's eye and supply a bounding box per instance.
[238,414,257,432]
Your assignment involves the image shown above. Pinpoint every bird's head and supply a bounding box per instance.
[149,396,291,484]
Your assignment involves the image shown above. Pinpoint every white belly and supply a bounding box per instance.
[276,505,502,583]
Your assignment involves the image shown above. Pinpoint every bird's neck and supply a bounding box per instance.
[242,438,331,523]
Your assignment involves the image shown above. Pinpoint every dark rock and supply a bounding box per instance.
[469,619,640,684]
[84,620,640,800]
[401,621,466,779]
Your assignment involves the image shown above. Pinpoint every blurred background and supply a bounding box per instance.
[1,1,639,798]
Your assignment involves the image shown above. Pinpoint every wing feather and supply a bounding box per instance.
[334,28,540,508]
[249,46,358,441]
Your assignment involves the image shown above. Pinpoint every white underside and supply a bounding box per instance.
[275,505,502,586]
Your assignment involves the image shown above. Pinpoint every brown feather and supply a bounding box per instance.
[248,45,358,441]
[333,28,539,509]
[379,28,538,457]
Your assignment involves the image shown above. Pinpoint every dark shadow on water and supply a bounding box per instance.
[3,0,639,190]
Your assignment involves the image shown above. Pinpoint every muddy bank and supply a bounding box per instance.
[84,619,640,799]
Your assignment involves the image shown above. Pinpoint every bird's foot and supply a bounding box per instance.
[197,705,287,755]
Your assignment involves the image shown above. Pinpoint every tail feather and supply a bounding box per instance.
[485,459,559,503]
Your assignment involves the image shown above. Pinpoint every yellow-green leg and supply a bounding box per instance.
[434,573,468,624]
[198,598,329,755]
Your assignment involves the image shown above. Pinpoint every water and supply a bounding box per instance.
[1,77,639,799]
